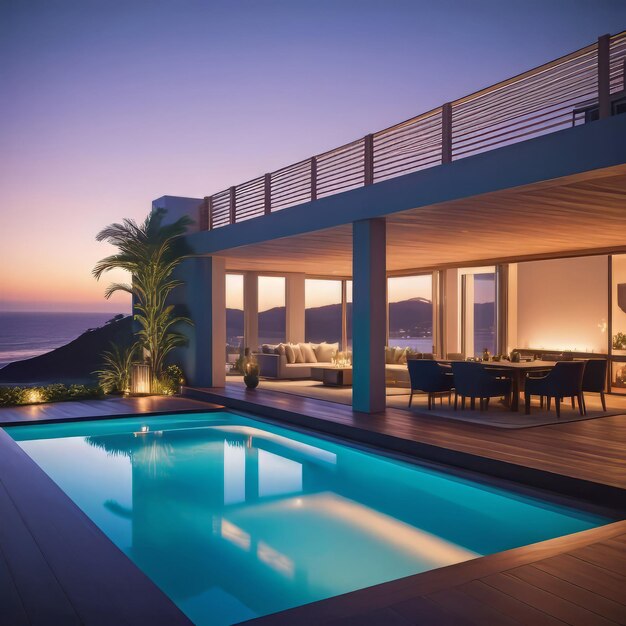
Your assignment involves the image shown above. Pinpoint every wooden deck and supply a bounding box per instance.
[0,394,220,426]
[186,384,626,507]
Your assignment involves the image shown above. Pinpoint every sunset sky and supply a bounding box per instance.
[2,1,625,313]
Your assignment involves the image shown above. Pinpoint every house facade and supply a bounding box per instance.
[156,32,626,414]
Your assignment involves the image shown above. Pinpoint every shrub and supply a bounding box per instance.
[0,384,104,407]
[158,364,185,396]
[95,343,136,394]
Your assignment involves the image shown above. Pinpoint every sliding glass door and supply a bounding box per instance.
[461,267,497,358]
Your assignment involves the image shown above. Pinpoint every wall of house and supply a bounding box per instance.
[514,256,609,353]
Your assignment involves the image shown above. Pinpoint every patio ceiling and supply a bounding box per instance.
[219,165,626,275]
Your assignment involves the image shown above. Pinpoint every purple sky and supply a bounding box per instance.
[2,0,625,313]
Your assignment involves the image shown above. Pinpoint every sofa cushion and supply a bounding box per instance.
[394,347,408,364]
[285,343,305,364]
[275,343,287,356]
[261,344,277,354]
[299,342,317,363]
[315,342,338,363]
[384,346,396,364]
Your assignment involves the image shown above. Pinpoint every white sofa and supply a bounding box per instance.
[255,353,335,379]
[254,342,340,380]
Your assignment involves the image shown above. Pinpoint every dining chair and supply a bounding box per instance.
[451,362,511,411]
[524,361,586,418]
[581,358,608,412]
[407,360,454,409]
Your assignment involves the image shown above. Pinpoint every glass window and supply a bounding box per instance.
[258,276,285,344]
[387,275,433,353]
[305,279,342,344]
[461,268,496,358]
[611,254,626,394]
[346,280,352,350]
[226,274,244,369]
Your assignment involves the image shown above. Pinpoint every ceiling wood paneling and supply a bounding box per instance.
[219,167,626,275]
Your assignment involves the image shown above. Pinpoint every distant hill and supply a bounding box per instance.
[0,316,134,385]
[228,298,495,345]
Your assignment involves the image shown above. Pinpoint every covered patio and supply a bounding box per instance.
[174,156,626,426]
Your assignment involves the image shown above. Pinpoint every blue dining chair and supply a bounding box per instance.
[407,360,454,409]
[451,362,511,411]
[524,361,586,418]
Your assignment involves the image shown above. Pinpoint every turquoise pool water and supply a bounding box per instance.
[7,412,607,625]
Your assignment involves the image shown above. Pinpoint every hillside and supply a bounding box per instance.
[0,316,134,385]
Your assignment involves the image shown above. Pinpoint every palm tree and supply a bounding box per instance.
[93,208,193,390]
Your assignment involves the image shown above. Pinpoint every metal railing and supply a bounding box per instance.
[199,32,626,231]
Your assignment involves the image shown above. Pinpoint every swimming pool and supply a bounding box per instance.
[7,411,608,625]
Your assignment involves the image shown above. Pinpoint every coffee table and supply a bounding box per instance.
[310,366,353,386]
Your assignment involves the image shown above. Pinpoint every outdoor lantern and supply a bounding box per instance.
[131,363,151,395]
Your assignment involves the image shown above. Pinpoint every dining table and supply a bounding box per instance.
[438,359,558,411]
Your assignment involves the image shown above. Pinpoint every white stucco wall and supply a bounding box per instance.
[515,256,609,353]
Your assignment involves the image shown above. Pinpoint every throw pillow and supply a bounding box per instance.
[396,348,408,365]
[275,343,286,356]
[291,343,304,363]
[299,342,317,363]
[284,343,296,363]
[315,342,339,363]
[385,346,395,364]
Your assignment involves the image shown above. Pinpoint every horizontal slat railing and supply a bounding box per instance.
[201,31,626,229]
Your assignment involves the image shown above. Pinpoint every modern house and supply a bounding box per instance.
[158,32,626,415]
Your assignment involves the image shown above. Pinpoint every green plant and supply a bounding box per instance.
[613,332,626,350]
[94,343,137,394]
[159,364,185,395]
[0,384,103,408]
[93,208,193,389]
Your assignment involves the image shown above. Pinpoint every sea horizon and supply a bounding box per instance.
[0,311,126,369]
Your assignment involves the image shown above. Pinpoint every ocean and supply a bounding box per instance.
[0,312,119,369]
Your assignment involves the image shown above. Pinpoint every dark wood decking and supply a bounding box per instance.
[244,520,626,625]
[0,394,221,426]
[186,384,626,507]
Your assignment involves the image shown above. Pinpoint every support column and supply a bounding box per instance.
[507,264,518,355]
[243,272,259,352]
[462,274,475,358]
[285,273,305,344]
[496,264,508,356]
[445,268,461,356]
[171,256,226,387]
[352,218,386,414]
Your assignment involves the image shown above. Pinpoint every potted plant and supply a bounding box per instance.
[241,349,260,389]
[613,332,626,354]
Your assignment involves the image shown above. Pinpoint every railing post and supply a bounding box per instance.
[364,134,374,185]
[442,103,452,163]
[229,186,236,224]
[207,196,214,230]
[598,34,611,120]
[310,157,317,200]
[200,197,209,231]
[264,173,272,215]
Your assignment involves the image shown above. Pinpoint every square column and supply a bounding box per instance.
[286,273,305,344]
[243,271,259,352]
[352,218,386,413]
[171,255,226,387]
[445,268,461,356]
